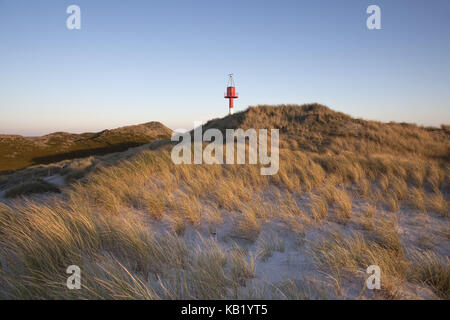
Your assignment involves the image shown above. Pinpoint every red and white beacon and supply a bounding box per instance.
[224,74,238,115]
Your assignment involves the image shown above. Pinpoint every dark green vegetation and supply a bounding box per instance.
[5,179,60,198]
[0,122,172,173]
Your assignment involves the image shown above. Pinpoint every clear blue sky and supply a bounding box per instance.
[1,0,449,135]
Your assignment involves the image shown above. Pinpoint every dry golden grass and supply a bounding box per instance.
[311,230,408,298]
[235,206,262,242]
[360,204,376,230]
[333,188,353,223]
[309,194,328,221]
[259,233,285,262]
[427,190,449,217]
[410,251,450,299]
[0,104,448,299]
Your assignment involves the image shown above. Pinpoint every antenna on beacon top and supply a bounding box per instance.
[227,73,235,87]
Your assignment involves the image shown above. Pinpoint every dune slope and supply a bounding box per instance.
[0,104,448,300]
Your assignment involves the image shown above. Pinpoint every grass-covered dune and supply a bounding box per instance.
[0,121,172,173]
[0,104,448,299]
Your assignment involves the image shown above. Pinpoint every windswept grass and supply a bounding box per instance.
[0,104,448,299]
[410,251,450,299]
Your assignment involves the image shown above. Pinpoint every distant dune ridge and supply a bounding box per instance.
[0,121,172,173]
[0,104,449,300]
